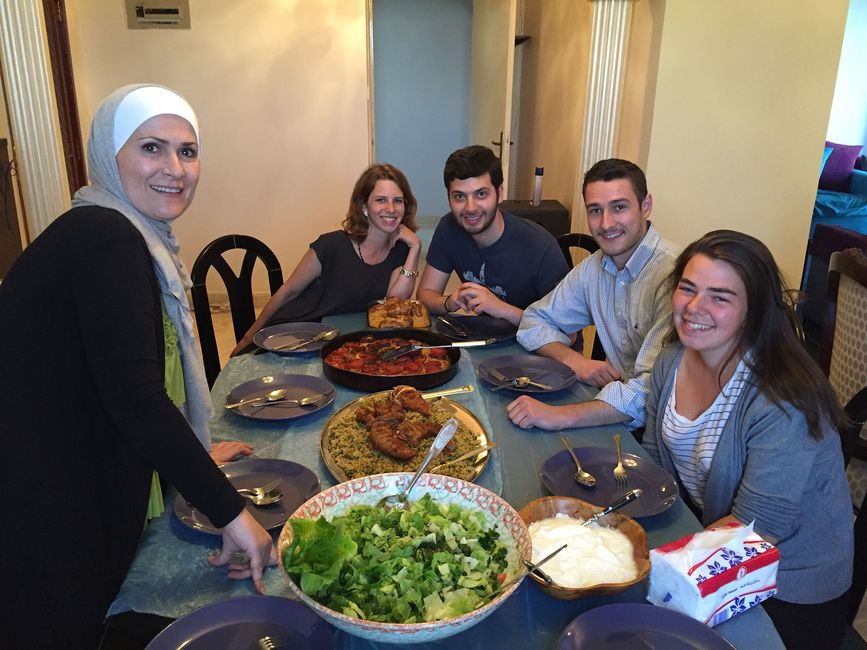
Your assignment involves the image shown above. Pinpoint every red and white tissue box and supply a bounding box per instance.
[647,522,779,627]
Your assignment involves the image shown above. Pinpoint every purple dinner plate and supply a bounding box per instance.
[435,314,517,342]
[253,322,338,355]
[541,447,678,517]
[174,458,320,535]
[146,595,333,649]
[478,354,576,393]
[224,373,335,421]
[557,603,734,650]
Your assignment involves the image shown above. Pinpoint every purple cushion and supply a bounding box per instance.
[819,141,863,192]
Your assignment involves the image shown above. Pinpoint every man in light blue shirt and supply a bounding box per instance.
[507,159,678,431]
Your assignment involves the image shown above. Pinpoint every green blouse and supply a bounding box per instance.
[146,301,187,520]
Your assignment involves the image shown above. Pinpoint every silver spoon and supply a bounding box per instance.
[376,418,458,511]
[238,489,283,506]
[272,328,339,351]
[248,393,327,410]
[560,436,597,487]
[476,543,568,607]
[224,388,289,409]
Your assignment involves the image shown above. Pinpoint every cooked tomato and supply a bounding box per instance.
[325,337,451,376]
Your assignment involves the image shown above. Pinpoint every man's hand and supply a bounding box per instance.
[535,342,621,388]
[454,282,523,325]
[506,395,575,430]
[568,357,621,388]
[209,509,278,594]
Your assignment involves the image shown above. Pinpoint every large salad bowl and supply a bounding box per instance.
[278,473,531,644]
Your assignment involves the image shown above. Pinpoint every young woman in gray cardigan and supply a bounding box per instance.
[643,230,852,650]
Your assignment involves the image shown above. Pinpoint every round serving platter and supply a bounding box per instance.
[320,391,491,483]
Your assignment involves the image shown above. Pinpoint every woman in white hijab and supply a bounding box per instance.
[0,84,275,647]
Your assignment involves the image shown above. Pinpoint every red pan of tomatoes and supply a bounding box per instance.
[320,329,460,392]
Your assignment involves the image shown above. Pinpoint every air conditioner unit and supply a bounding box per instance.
[126,0,190,29]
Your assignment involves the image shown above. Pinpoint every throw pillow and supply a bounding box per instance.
[821,146,833,172]
[819,140,863,192]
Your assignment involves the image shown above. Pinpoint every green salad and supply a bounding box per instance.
[282,493,513,623]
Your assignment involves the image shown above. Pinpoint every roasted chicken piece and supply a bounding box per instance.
[391,385,430,416]
[396,419,440,445]
[396,419,457,455]
[369,417,415,460]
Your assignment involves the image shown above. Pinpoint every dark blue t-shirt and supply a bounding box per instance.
[425,211,568,309]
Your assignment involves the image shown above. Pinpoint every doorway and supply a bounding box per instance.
[370,0,517,222]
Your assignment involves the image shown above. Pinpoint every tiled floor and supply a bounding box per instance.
[197,297,867,644]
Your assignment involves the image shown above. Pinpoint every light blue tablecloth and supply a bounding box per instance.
[110,312,784,649]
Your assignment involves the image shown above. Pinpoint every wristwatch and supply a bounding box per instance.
[399,266,419,278]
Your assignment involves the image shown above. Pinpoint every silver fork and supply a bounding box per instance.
[489,368,552,390]
[613,433,628,485]
[237,478,281,496]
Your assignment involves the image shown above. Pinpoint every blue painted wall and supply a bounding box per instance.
[372,0,472,222]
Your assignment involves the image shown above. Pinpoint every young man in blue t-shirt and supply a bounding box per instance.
[417,145,568,326]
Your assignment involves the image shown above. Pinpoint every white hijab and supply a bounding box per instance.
[71,84,213,449]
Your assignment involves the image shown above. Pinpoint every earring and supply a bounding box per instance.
[362,208,369,217]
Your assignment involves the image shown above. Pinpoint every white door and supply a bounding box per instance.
[469,0,518,197]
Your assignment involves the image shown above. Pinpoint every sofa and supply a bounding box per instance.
[809,144,867,239]
[800,142,867,350]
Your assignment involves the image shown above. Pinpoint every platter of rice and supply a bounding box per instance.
[321,386,490,482]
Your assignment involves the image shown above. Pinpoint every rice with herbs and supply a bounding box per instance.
[326,395,484,481]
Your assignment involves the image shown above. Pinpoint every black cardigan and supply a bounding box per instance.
[0,206,244,647]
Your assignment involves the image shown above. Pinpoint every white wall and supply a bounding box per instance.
[646,0,849,285]
[65,0,370,292]
[827,0,867,147]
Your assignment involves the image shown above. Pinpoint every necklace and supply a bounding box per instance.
[356,239,388,264]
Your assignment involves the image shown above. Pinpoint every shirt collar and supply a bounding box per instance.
[601,222,662,278]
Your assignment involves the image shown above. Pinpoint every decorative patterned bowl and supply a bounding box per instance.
[518,495,650,600]
[278,473,531,644]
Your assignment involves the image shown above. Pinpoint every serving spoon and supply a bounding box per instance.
[378,338,495,360]
[477,543,568,607]
[559,436,597,487]
[376,417,458,511]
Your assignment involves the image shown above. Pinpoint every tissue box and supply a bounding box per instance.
[647,522,779,627]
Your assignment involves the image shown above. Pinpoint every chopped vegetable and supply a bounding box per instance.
[282,493,513,623]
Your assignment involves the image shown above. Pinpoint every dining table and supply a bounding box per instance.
[109,311,785,649]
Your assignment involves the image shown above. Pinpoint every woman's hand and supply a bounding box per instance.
[390,224,421,251]
[230,332,255,357]
[209,509,278,594]
[209,440,254,463]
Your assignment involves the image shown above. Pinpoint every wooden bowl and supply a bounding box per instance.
[518,496,650,600]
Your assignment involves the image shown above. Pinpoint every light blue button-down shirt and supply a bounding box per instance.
[517,224,679,427]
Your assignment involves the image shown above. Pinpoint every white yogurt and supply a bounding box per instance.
[528,514,637,588]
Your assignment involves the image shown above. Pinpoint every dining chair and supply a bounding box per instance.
[190,234,284,386]
[821,247,867,461]
[556,233,606,361]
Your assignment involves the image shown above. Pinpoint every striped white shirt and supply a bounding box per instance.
[662,359,750,508]
[517,225,678,427]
